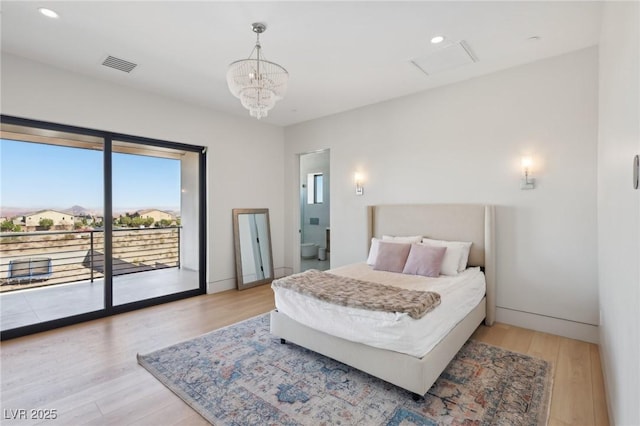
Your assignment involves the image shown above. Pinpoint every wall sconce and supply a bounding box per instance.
[520,156,535,190]
[354,172,364,195]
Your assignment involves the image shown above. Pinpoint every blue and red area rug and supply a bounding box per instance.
[138,314,552,425]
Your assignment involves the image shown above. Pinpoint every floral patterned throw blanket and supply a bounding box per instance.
[272,269,441,319]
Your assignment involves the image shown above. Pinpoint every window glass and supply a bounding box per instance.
[306,173,323,204]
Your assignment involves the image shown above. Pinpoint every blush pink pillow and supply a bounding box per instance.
[373,241,411,273]
[402,244,447,277]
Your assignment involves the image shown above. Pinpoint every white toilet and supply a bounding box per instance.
[300,243,318,259]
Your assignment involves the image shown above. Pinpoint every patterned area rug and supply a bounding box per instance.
[138,314,552,425]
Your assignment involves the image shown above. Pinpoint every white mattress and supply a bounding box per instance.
[272,262,486,358]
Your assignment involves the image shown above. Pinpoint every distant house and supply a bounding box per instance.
[136,209,176,224]
[16,210,76,231]
[74,214,99,226]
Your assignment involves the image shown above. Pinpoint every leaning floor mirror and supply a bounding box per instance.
[232,208,275,290]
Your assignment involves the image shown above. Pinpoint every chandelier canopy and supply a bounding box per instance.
[227,23,289,119]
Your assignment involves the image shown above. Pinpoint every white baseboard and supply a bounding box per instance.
[496,307,599,344]
[207,267,292,294]
[207,278,236,294]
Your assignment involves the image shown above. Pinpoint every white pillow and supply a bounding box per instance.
[366,238,382,265]
[382,235,423,243]
[421,238,473,274]
[367,237,419,265]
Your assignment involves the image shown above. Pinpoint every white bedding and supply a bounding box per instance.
[272,262,486,358]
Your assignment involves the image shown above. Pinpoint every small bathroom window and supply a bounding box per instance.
[307,173,323,204]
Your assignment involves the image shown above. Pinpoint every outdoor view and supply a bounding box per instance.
[0,133,193,333]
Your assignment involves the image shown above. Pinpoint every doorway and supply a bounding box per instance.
[299,150,330,272]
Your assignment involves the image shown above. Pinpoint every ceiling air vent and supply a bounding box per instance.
[102,55,137,73]
[411,41,477,76]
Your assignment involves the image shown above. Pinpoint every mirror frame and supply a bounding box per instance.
[232,208,275,290]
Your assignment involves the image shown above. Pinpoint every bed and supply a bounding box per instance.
[270,204,495,398]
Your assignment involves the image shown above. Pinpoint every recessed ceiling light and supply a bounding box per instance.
[38,8,59,19]
[430,35,445,44]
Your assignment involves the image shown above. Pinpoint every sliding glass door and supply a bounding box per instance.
[111,140,200,306]
[0,125,105,330]
[0,116,206,339]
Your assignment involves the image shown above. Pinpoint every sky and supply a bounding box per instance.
[0,139,181,213]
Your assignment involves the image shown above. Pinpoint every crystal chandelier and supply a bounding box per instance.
[227,23,289,119]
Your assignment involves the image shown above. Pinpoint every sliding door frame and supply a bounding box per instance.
[0,115,207,340]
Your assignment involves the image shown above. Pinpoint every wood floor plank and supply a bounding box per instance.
[85,388,170,426]
[549,338,595,426]
[2,360,147,411]
[527,331,561,364]
[29,370,157,419]
[547,418,574,426]
[173,411,211,425]
[35,401,104,426]
[93,373,170,416]
[590,344,610,426]
[0,284,606,426]
[128,398,209,426]
[471,322,509,347]
[500,323,536,354]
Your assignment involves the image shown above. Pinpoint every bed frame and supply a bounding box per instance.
[270,204,495,397]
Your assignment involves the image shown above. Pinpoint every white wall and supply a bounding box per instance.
[285,48,599,342]
[597,2,640,425]
[180,151,200,271]
[1,53,285,293]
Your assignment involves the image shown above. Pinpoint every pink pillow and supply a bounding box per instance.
[373,241,411,273]
[402,244,447,277]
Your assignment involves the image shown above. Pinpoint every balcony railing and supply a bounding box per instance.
[0,227,180,293]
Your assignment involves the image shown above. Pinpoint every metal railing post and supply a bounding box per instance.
[177,227,181,269]
[90,231,94,283]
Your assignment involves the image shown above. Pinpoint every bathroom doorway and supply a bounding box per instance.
[299,150,330,272]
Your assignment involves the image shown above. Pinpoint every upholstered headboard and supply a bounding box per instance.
[367,204,496,326]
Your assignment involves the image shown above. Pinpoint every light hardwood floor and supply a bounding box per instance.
[1,285,608,425]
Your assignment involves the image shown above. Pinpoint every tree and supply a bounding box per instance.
[74,218,88,229]
[130,216,154,228]
[39,218,54,230]
[118,216,132,227]
[1,220,18,232]
[158,219,173,228]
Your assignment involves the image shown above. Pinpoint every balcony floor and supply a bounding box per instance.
[0,267,199,331]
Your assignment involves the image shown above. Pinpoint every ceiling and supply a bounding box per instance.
[1,1,603,127]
